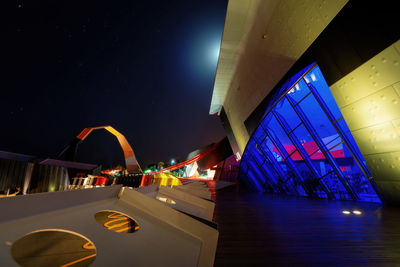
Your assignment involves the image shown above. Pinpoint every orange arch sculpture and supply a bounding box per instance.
[59,126,142,173]
[76,126,142,173]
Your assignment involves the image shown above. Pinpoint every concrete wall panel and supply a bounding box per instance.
[212,0,348,154]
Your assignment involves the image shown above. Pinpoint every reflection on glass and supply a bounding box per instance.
[274,97,301,132]
[239,63,381,203]
[253,127,266,144]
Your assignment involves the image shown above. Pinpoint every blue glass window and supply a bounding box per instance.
[239,63,381,203]
[274,98,301,132]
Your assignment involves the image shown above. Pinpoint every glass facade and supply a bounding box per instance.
[239,63,382,203]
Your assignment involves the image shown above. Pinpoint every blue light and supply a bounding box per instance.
[240,63,381,203]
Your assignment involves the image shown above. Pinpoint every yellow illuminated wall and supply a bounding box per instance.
[330,40,400,203]
[152,173,182,188]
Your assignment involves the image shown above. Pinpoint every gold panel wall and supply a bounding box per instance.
[330,40,400,203]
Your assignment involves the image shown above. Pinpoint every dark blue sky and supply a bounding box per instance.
[2,0,228,168]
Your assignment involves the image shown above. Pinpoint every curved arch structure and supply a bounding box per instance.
[58,126,142,173]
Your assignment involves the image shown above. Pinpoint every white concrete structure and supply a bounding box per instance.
[0,185,218,267]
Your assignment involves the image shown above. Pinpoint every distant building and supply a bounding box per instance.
[0,150,99,195]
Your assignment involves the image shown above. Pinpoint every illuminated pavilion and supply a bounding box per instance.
[208,1,400,265]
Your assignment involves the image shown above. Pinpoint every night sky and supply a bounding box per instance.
[2,0,228,168]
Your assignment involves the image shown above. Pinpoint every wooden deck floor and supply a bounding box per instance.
[211,185,400,266]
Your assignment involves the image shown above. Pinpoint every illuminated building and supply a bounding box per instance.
[240,63,381,202]
[138,137,236,188]
[210,0,400,204]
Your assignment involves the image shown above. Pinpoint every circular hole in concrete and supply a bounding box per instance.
[94,210,139,233]
[11,229,96,267]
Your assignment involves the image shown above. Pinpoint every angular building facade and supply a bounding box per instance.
[210,0,400,204]
[240,63,381,203]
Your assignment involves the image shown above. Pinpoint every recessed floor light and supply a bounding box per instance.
[342,210,351,214]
